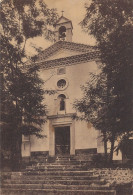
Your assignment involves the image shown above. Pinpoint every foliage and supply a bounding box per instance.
[74,0,133,162]
[115,132,133,154]
[0,0,58,45]
[73,72,116,136]
[81,0,133,133]
[0,0,58,170]
[73,72,116,158]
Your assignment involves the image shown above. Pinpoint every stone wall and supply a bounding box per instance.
[90,168,133,185]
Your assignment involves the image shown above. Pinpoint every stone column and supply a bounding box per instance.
[70,121,75,155]
[97,130,104,153]
[21,135,31,157]
[49,121,55,156]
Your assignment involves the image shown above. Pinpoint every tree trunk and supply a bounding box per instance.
[103,131,108,161]
[109,133,115,164]
[11,100,23,171]
[11,127,22,171]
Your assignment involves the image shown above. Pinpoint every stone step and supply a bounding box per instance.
[54,161,78,164]
[1,189,116,195]
[35,161,91,166]
[55,157,75,159]
[29,161,92,166]
[26,164,84,169]
[22,170,94,176]
[31,158,92,162]
[55,159,77,161]
[3,179,106,185]
[26,168,87,172]
[11,175,100,180]
[29,158,93,165]
[30,156,76,161]
[26,167,87,171]
[55,159,91,162]
[55,155,75,158]
[34,162,80,165]
[2,183,113,190]
[31,158,77,162]
[2,156,117,195]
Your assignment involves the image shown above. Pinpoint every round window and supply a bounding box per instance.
[57,79,66,89]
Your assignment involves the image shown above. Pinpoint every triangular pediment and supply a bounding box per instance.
[44,48,85,61]
[55,16,71,25]
[36,41,97,62]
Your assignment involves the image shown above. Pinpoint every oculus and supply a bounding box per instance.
[57,79,66,89]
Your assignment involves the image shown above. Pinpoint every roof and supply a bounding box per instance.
[32,51,100,69]
[35,41,98,63]
[53,15,73,32]
[54,16,72,26]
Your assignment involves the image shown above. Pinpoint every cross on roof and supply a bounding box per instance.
[61,10,64,16]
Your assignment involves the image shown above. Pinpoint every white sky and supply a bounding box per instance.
[26,0,96,56]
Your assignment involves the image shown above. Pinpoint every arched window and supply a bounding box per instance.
[58,94,66,111]
[59,26,66,41]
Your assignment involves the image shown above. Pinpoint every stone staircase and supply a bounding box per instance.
[1,155,116,195]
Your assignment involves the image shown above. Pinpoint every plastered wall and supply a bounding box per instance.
[22,60,124,160]
[22,60,99,156]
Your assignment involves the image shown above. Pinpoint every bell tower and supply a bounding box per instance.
[54,13,73,42]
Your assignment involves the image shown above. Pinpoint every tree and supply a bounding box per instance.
[0,0,58,170]
[74,0,133,163]
[73,72,107,160]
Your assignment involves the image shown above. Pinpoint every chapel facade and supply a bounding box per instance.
[22,16,122,161]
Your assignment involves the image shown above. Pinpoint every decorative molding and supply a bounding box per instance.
[55,16,71,25]
[56,77,69,91]
[54,92,69,99]
[52,121,72,126]
[35,41,98,62]
[48,113,76,119]
[31,51,100,70]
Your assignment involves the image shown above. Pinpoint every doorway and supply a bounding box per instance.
[55,126,70,155]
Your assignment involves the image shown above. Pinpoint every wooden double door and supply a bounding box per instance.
[55,126,70,155]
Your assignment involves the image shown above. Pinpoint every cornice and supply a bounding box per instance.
[35,41,98,62]
[32,51,100,70]
[48,113,76,119]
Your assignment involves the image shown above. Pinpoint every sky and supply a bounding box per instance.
[27,0,96,56]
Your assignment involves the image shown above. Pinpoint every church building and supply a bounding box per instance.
[22,15,122,161]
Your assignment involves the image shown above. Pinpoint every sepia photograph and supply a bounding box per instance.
[1,0,133,194]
